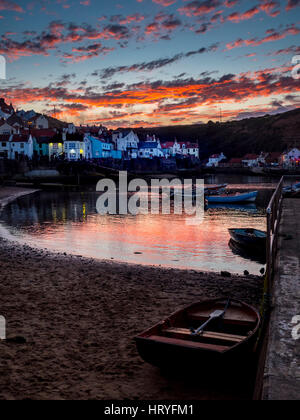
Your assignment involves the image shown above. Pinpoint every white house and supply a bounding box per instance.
[9,134,34,160]
[64,134,92,160]
[138,138,164,158]
[66,123,76,134]
[115,130,139,159]
[182,142,199,158]
[282,148,300,167]
[30,115,49,129]
[0,121,16,135]
[0,135,11,158]
[207,152,226,167]
[160,140,199,158]
[242,154,260,167]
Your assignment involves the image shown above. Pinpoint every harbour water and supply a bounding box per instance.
[0,179,274,275]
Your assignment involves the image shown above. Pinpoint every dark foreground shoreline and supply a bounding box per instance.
[0,188,263,400]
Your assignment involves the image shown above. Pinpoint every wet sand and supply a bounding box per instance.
[0,188,263,400]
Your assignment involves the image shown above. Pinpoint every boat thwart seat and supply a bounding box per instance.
[187,310,257,327]
[148,335,230,352]
[164,327,247,343]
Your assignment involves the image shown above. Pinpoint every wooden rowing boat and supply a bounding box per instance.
[228,228,267,249]
[135,298,260,367]
[207,191,258,204]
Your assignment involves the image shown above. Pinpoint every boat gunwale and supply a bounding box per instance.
[207,191,258,203]
[228,228,267,239]
[135,298,261,355]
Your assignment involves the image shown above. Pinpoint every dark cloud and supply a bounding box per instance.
[93,43,219,79]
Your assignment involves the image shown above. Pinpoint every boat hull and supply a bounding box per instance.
[135,298,260,368]
[228,228,266,249]
[207,191,258,204]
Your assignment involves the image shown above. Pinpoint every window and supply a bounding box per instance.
[20,143,24,149]
[1,142,6,147]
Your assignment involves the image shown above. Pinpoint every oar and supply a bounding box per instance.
[190,299,231,336]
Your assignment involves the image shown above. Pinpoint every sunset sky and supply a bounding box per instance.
[0,0,299,127]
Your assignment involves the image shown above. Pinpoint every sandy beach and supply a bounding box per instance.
[0,188,264,400]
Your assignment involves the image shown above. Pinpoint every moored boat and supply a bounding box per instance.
[283,182,300,196]
[135,298,260,367]
[207,203,257,212]
[170,184,227,200]
[204,184,228,195]
[228,228,267,249]
[207,191,258,203]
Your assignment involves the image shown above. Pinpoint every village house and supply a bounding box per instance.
[6,113,25,130]
[29,115,49,130]
[207,153,226,167]
[282,148,300,167]
[0,121,16,135]
[85,134,119,159]
[114,130,140,159]
[227,158,243,168]
[161,142,173,158]
[64,132,92,161]
[0,135,11,158]
[160,140,199,158]
[242,154,260,168]
[138,139,164,159]
[8,133,34,160]
[182,142,199,158]
[31,129,57,159]
[265,152,282,166]
[48,132,65,159]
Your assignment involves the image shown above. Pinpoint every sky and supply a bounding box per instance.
[0,0,299,128]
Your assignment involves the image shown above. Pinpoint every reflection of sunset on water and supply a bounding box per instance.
[0,190,268,275]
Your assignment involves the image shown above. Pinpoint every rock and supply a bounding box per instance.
[6,336,27,344]
[221,271,231,278]
[244,270,250,276]
[260,267,265,275]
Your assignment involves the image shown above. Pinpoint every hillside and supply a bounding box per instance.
[134,108,300,159]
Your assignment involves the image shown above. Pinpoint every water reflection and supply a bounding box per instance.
[228,239,266,265]
[207,203,258,213]
[0,190,268,275]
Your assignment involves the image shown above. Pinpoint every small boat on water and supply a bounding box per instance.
[204,184,228,195]
[228,228,267,249]
[207,191,258,204]
[135,298,260,367]
[283,182,300,196]
[207,203,258,212]
[170,184,227,200]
